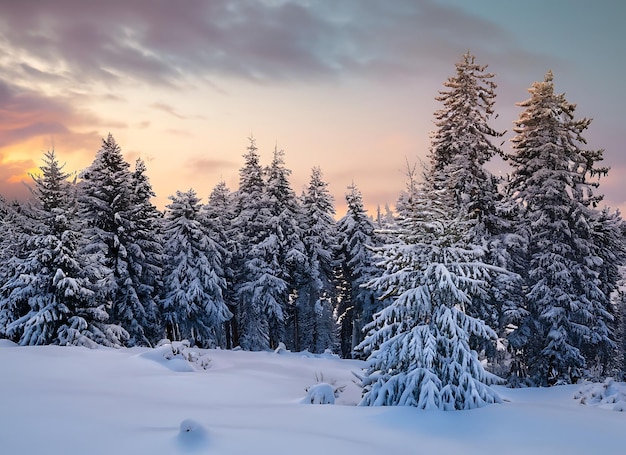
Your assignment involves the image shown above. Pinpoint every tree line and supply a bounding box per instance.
[1,52,625,404]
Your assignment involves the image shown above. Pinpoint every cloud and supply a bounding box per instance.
[0,0,553,89]
[184,156,239,175]
[151,103,188,119]
[150,103,205,121]
[165,129,193,137]
[0,154,35,202]
[0,79,122,201]
[0,80,114,150]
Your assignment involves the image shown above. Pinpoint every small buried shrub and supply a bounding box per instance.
[303,373,346,405]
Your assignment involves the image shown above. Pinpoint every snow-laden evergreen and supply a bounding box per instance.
[78,134,158,346]
[357,174,503,410]
[232,138,287,350]
[430,51,504,227]
[296,167,338,353]
[125,158,163,344]
[0,150,126,347]
[202,181,238,348]
[506,71,625,385]
[162,189,231,348]
[429,51,514,337]
[336,183,381,358]
[0,199,32,337]
[264,147,307,349]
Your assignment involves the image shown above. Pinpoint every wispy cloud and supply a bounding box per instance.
[0,0,551,90]
[165,128,193,137]
[0,79,122,199]
[0,154,35,202]
[185,156,239,175]
[151,103,188,119]
[0,80,119,150]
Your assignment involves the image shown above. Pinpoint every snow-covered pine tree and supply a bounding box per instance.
[507,71,624,385]
[231,138,287,350]
[374,203,397,244]
[127,158,163,344]
[296,167,338,353]
[336,183,381,358]
[357,172,503,410]
[264,147,307,350]
[0,150,126,347]
[430,51,504,217]
[77,134,156,346]
[584,208,626,378]
[429,51,510,333]
[202,180,238,348]
[162,189,231,348]
[0,200,34,338]
[0,196,10,297]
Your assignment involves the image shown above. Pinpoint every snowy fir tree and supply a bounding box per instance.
[126,158,163,344]
[585,207,626,378]
[78,134,155,346]
[336,183,381,358]
[0,150,126,347]
[162,189,231,348]
[0,199,27,285]
[357,172,503,410]
[506,71,625,385]
[296,167,338,353]
[430,51,505,227]
[232,138,288,350]
[374,203,397,243]
[202,180,238,348]
[0,200,33,337]
[429,51,513,336]
[264,147,307,350]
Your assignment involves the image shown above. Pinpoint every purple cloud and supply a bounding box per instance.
[0,0,551,88]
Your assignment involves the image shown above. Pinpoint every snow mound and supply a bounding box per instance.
[297,349,339,359]
[302,373,347,405]
[0,339,17,347]
[303,382,336,404]
[140,340,212,372]
[574,378,626,411]
[176,419,209,451]
[274,342,288,354]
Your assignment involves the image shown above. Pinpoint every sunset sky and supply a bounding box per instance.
[1,0,624,216]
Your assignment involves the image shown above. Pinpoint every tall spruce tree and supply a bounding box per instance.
[336,183,381,358]
[202,181,238,348]
[162,189,231,348]
[127,159,163,344]
[265,147,307,350]
[78,134,156,346]
[507,71,624,385]
[357,172,502,409]
[232,138,287,350]
[0,200,32,338]
[296,167,338,353]
[430,51,504,213]
[429,51,509,332]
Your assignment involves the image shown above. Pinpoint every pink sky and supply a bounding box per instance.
[1,0,624,216]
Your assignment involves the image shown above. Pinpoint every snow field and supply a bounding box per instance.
[0,342,624,455]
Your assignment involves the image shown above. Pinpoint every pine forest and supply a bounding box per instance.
[2,53,625,410]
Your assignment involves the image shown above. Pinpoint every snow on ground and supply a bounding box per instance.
[0,340,624,455]
[574,378,626,411]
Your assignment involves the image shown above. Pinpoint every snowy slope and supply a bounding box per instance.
[0,340,624,455]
